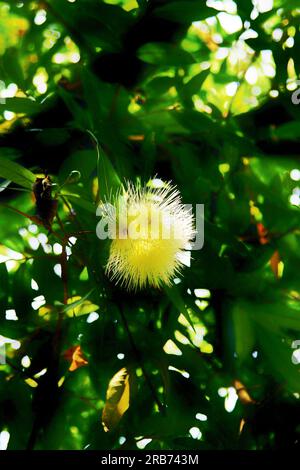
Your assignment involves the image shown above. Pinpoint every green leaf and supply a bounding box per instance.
[179,69,210,100]
[138,43,195,66]
[154,1,215,24]
[36,128,70,146]
[80,70,122,200]
[272,121,300,141]
[97,142,121,202]
[61,192,96,213]
[58,88,88,129]
[0,97,40,114]
[251,302,300,334]
[1,48,25,89]
[164,285,196,333]
[0,155,35,189]
[173,109,216,134]
[146,76,175,94]
[232,302,255,363]
[0,148,20,160]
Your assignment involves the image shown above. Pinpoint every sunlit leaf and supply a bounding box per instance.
[102,367,130,432]
[233,380,256,405]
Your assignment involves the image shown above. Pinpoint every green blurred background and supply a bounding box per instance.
[0,0,300,450]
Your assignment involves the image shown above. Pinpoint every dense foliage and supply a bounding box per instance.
[1,0,300,450]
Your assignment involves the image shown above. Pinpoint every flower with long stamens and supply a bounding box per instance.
[103,179,195,290]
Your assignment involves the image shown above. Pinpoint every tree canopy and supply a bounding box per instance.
[0,0,300,451]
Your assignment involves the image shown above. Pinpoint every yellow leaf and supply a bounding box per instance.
[102,368,130,432]
[66,296,99,317]
[38,305,53,318]
[25,378,38,388]
[233,380,256,405]
[63,345,89,372]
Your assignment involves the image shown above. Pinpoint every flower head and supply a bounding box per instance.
[104,179,195,290]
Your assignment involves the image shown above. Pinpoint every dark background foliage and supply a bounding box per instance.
[0,0,300,450]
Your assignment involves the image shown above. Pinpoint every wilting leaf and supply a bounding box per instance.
[233,380,256,405]
[164,285,196,332]
[256,223,270,245]
[154,1,214,23]
[232,302,255,363]
[179,69,210,100]
[61,192,96,213]
[64,345,89,372]
[102,367,130,432]
[272,121,300,141]
[0,97,40,114]
[96,140,121,202]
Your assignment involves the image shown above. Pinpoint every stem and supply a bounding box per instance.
[86,129,109,202]
[61,241,69,305]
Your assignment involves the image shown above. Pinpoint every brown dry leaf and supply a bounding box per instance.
[270,250,281,279]
[233,379,256,405]
[239,418,246,435]
[256,222,270,245]
[64,345,88,372]
[102,367,130,433]
[128,135,145,141]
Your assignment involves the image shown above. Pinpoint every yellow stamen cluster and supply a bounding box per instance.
[104,180,195,290]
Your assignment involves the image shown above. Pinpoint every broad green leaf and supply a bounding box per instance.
[1,48,25,89]
[154,1,215,23]
[0,97,40,114]
[179,69,210,100]
[251,302,300,334]
[0,156,35,189]
[96,139,121,202]
[80,70,121,200]
[36,128,70,146]
[258,327,300,392]
[138,43,195,66]
[65,297,99,317]
[232,302,255,363]
[61,192,96,213]
[272,121,300,141]
[164,285,196,333]
[146,76,175,94]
